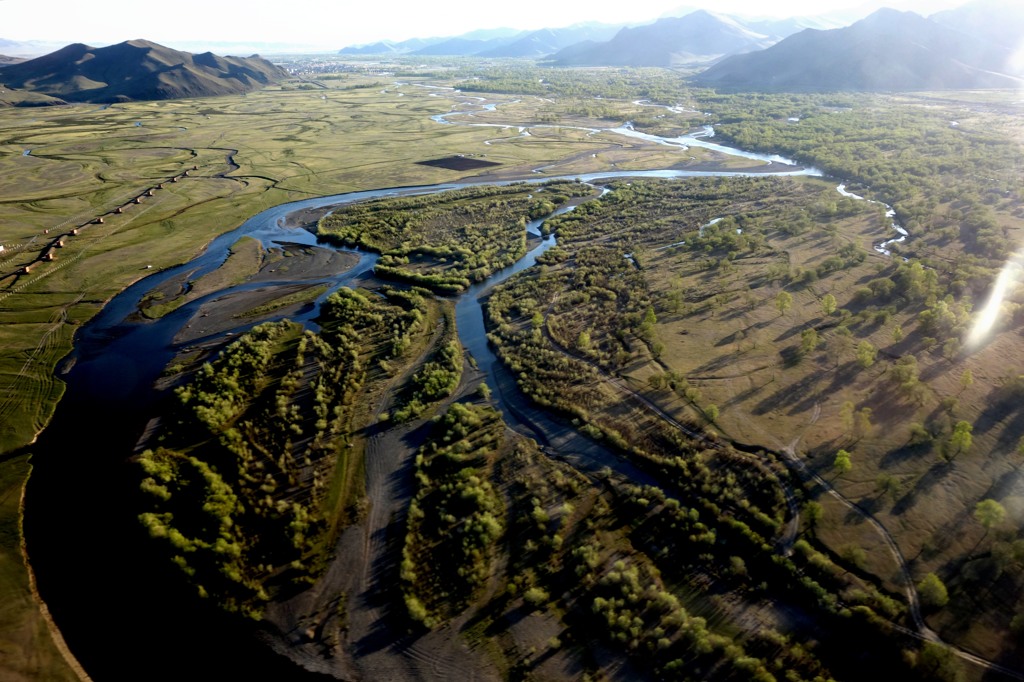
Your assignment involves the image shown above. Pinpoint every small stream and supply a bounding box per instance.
[837,182,910,255]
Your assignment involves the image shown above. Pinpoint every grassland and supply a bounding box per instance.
[487,167,1024,674]
[0,69,724,679]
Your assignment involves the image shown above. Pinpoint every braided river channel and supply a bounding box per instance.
[24,97,890,678]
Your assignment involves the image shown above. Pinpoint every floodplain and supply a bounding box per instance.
[3,60,1024,681]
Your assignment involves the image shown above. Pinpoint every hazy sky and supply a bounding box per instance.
[0,0,978,52]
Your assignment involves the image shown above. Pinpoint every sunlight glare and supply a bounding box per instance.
[966,252,1024,349]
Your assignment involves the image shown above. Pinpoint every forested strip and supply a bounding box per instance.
[317,181,592,293]
[137,287,430,617]
[482,177,937,678]
[392,305,462,422]
[401,403,505,625]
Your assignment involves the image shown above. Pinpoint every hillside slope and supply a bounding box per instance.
[0,39,287,103]
[696,8,1021,91]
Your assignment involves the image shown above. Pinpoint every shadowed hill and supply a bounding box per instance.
[0,39,288,103]
[696,8,1023,92]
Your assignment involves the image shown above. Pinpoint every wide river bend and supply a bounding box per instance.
[25,100,893,679]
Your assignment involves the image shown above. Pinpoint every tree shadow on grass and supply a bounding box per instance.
[773,322,808,344]
[718,303,757,322]
[879,440,934,469]
[846,494,887,522]
[750,368,829,416]
[979,467,1024,501]
[721,379,771,409]
[917,357,956,384]
[891,460,955,516]
[975,384,1024,445]
[777,361,852,417]
[714,329,746,347]
[688,352,751,376]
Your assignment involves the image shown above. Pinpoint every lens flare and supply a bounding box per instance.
[1009,43,1024,77]
[966,252,1024,349]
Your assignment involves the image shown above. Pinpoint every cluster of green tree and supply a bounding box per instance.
[138,287,432,617]
[385,380,952,679]
[544,175,829,249]
[499,440,587,606]
[401,403,505,626]
[318,182,591,293]
[403,414,821,678]
[704,92,1023,270]
[477,172,978,670]
[319,285,430,360]
[453,64,695,104]
[939,497,1024,652]
[512,445,922,679]
[707,94,1015,201]
[392,308,463,422]
[501,177,867,382]
[139,322,320,617]
[594,554,769,677]
[534,177,1019,479]
[607,479,944,679]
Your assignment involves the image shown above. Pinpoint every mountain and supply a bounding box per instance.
[456,27,523,42]
[931,0,1024,57]
[339,37,444,55]
[547,10,775,67]
[740,16,845,41]
[0,84,64,107]
[339,41,402,55]
[695,8,1023,92]
[411,35,525,56]
[0,39,288,103]
[338,28,522,56]
[477,24,623,58]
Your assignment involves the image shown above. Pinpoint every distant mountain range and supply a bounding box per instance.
[4,0,1019,102]
[335,10,851,63]
[332,0,1024,92]
[696,2,1024,91]
[339,23,623,59]
[547,11,775,66]
[0,39,288,104]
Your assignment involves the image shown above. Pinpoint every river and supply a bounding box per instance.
[22,91,894,680]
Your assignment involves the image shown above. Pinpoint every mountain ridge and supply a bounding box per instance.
[695,7,1023,92]
[0,39,288,103]
[547,10,776,67]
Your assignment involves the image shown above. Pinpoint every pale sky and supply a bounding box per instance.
[0,0,978,53]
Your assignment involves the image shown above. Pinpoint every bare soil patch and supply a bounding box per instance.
[161,244,357,350]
